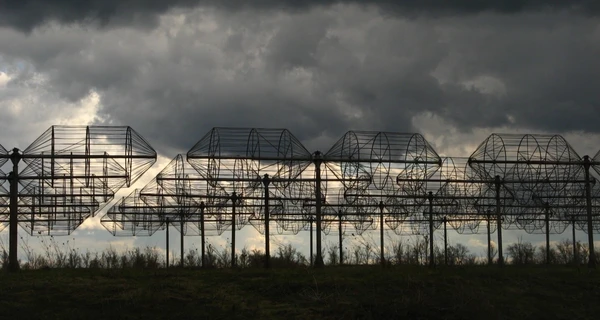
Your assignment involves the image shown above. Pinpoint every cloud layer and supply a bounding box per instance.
[3,0,599,31]
[1,5,599,155]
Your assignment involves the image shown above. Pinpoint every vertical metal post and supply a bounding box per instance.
[545,203,550,265]
[428,192,434,267]
[572,217,578,265]
[583,156,595,268]
[309,214,313,267]
[9,148,21,272]
[231,192,238,268]
[379,201,385,266]
[444,217,448,266]
[200,202,206,268]
[166,217,170,269]
[180,217,185,268]
[487,211,492,265]
[51,127,55,187]
[495,175,504,266]
[338,212,343,265]
[263,174,271,269]
[314,152,324,267]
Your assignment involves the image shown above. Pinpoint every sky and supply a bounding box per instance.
[0,0,599,263]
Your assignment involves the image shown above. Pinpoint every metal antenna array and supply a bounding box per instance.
[103,128,600,269]
[0,126,157,271]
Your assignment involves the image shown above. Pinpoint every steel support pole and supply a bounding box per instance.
[379,201,385,266]
[263,174,271,269]
[180,217,185,268]
[487,211,492,265]
[314,152,324,267]
[545,204,550,265]
[166,217,170,269]
[309,215,313,267]
[495,175,504,266]
[200,202,206,268]
[572,217,578,265]
[338,212,343,265]
[584,156,595,268]
[231,192,237,268]
[428,192,434,267]
[9,148,20,272]
[444,217,448,266]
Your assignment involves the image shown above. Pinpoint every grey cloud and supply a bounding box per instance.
[2,0,599,31]
[433,15,600,133]
[0,59,102,150]
[0,6,599,157]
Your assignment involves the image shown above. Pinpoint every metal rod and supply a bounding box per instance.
[545,204,550,265]
[396,178,590,184]
[338,211,343,265]
[428,192,434,267]
[19,154,153,160]
[231,192,237,268]
[309,215,313,267]
[187,155,440,164]
[166,217,170,269]
[9,148,21,272]
[572,217,578,265]
[468,159,588,165]
[200,202,206,268]
[444,217,448,266]
[584,156,596,268]
[180,217,184,268]
[314,152,324,268]
[495,175,504,266]
[487,211,492,265]
[155,177,371,183]
[263,174,271,269]
[17,175,128,180]
[379,201,385,266]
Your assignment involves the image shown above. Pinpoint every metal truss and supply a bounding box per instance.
[103,128,600,268]
[0,126,157,271]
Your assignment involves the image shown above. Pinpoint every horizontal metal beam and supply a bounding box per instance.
[468,159,589,166]
[188,155,441,164]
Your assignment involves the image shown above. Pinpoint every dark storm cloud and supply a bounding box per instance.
[0,6,599,155]
[2,0,599,31]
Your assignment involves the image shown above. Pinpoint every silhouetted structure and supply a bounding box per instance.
[0,126,156,271]
[102,128,600,269]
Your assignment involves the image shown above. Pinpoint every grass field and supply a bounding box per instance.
[0,266,598,319]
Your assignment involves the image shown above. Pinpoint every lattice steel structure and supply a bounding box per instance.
[103,128,600,269]
[0,126,156,271]
[187,128,313,267]
[468,134,599,265]
[322,131,442,265]
[102,154,227,267]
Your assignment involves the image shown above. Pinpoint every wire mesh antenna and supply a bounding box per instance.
[102,154,223,268]
[324,132,442,233]
[431,157,483,235]
[11,126,157,236]
[23,126,156,187]
[102,189,164,236]
[0,126,157,271]
[186,128,315,267]
[142,154,222,236]
[468,134,586,229]
[324,131,442,265]
[187,128,313,229]
[467,133,599,265]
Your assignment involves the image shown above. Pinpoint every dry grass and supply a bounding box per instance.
[0,265,599,319]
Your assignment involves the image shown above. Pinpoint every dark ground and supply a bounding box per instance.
[0,265,598,319]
